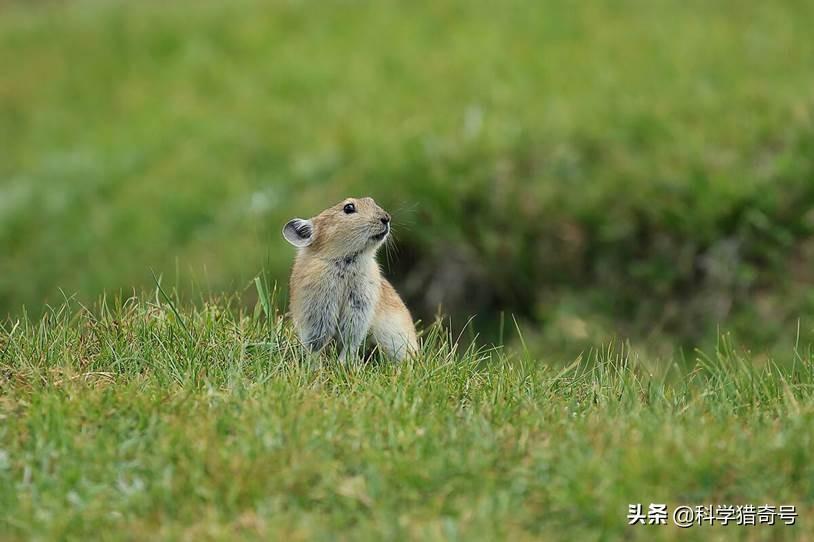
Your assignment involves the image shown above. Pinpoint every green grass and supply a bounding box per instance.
[3,3,814,538]
[2,293,814,540]
[2,0,814,353]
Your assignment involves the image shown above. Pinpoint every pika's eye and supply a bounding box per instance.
[343,203,356,214]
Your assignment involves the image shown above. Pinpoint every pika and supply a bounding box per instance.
[282,197,418,362]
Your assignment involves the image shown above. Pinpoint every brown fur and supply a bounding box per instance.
[283,197,418,361]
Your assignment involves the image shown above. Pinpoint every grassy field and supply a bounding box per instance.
[3,1,814,540]
[1,0,814,354]
[2,294,814,540]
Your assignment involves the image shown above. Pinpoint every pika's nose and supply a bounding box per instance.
[380,213,391,225]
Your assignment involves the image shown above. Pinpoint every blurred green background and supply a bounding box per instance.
[2,0,814,357]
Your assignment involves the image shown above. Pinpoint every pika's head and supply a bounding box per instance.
[283,197,391,258]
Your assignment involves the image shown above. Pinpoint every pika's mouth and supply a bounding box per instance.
[370,226,389,242]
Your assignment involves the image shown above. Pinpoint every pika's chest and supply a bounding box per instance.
[330,258,380,314]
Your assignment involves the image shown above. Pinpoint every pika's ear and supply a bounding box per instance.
[282,218,314,248]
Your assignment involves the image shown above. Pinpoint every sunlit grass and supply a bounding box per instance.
[1,289,813,540]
